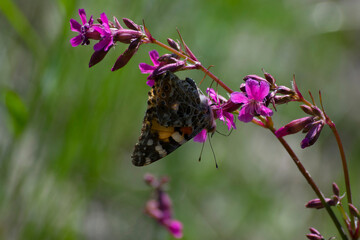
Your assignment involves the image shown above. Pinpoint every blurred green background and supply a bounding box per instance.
[1,0,360,239]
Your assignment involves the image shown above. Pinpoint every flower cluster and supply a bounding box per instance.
[70,9,145,71]
[275,103,325,148]
[306,183,359,239]
[70,8,357,240]
[306,228,326,240]
[144,174,183,239]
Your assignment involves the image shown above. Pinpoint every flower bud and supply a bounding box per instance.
[113,17,122,29]
[122,18,139,30]
[263,72,276,85]
[300,105,314,115]
[311,106,323,118]
[167,38,181,51]
[274,95,293,104]
[276,86,294,95]
[305,198,336,209]
[306,233,324,240]
[301,122,324,149]
[144,173,155,186]
[349,203,360,217]
[111,38,141,71]
[309,228,321,235]
[275,117,314,138]
[243,75,266,82]
[158,54,179,63]
[113,29,142,44]
[332,182,340,196]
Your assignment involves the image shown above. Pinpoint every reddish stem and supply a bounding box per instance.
[153,40,234,94]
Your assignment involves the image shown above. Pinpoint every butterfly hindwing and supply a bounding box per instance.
[132,71,213,166]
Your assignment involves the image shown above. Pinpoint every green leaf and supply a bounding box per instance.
[2,89,29,136]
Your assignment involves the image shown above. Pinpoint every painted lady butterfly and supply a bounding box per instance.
[132,71,215,166]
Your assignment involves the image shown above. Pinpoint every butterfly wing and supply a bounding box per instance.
[132,71,213,166]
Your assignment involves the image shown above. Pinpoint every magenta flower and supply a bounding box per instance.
[207,88,236,130]
[193,129,208,143]
[144,174,183,239]
[139,50,161,87]
[93,13,114,52]
[231,79,273,122]
[69,9,94,47]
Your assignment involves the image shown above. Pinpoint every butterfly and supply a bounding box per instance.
[132,71,215,166]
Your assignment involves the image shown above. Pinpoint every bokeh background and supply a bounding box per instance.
[1,0,360,239]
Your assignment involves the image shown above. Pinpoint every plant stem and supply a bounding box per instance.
[153,40,234,94]
[326,119,354,230]
[262,117,348,240]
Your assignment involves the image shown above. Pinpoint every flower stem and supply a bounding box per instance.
[260,117,348,240]
[153,39,234,94]
[326,118,354,230]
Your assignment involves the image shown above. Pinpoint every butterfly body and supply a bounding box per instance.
[132,71,215,166]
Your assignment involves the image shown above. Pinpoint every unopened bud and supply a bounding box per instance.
[276,86,294,95]
[243,75,266,82]
[349,203,360,217]
[144,173,155,186]
[167,38,181,51]
[309,228,321,235]
[311,106,323,118]
[306,198,336,209]
[306,233,323,240]
[300,105,315,115]
[158,54,179,63]
[114,17,123,29]
[301,122,324,149]
[274,95,294,104]
[123,18,139,30]
[275,117,314,138]
[332,182,340,196]
[263,72,276,85]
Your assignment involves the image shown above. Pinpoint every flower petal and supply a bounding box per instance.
[166,220,183,239]
[146,78,155,87]
[149,50,160,66]
[256,104,273,117]
[230,92,248,104]
[245,79,259,100]
[92,26,106,36]
[78,9,87,25]
[70,19,81,32]
[253,80,270,101]
[139,63,156,73]
[193,129,207,142]
[70,35,83,47]
[100,12,110,30]
[238,105,254,122]
[220,111,236,130]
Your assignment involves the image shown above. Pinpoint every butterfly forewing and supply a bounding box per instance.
[131,71,213,166]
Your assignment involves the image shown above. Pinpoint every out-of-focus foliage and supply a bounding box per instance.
[0,0,359,239]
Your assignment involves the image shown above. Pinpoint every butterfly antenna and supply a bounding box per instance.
[198,141,205,162]
[208,133,218,169]
[216,128,234,137]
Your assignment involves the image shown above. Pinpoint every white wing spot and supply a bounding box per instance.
[147,139,153,146]
[155,144,167,157]
[171,132,185,144]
